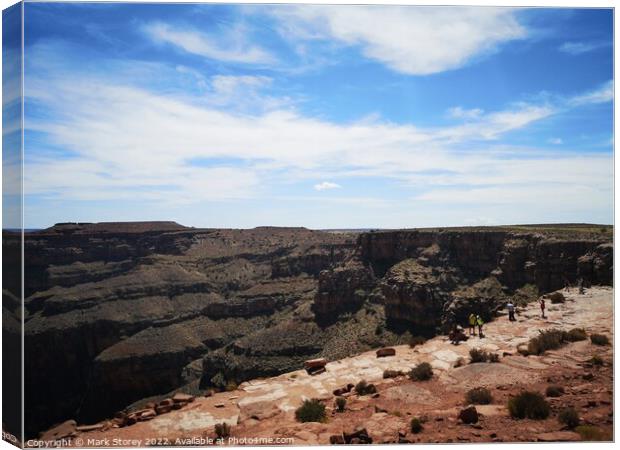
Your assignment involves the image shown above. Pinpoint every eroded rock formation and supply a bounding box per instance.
[15,222,612,437]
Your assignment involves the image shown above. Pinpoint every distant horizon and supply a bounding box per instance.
[3,220,614,233]
[3,4,613,229]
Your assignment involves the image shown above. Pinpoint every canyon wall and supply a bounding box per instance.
[16,223,612,437]
[315,228,613,332]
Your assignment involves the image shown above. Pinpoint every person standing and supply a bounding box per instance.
[476,314,484,338]
[468,313,477,336]
[539,297,546,318]
[507,301,516,321]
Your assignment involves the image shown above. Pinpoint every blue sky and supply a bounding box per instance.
[13,3,614,228]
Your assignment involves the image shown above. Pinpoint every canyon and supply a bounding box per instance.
[3,222,612,437]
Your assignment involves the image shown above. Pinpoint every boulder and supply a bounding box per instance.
[138,409,156,421]
[458,406,479,424]
[172,393,195,404]
[304,358,327,371]
[329,435,345,445]
[333,384,354,396]
[155,404,173,415]
[305,358,328,375]
[376,348,396,358]
[344,427,372,444]
[536,431,581,442]
[159,398,174,407]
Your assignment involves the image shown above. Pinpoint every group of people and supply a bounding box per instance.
[448,313,485,345]
[468,313,485,337]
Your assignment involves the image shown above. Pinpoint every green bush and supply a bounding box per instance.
[527,329,565,355]
[558,407,580,429]
[589,355,604,366]
[507,392,550,420]
[410,418,423,434]
[563,328,587,342]
[575,425,606,441]
[409,336,426,348]
[469,348,489,363]
[335,396,346,412]
[409,362,433,381]
[590,334,610,346]
[465,388,493,405]
[545,385,564,397]
[355,380,377,396]
[214,422,231,439]
[295,399,326,423]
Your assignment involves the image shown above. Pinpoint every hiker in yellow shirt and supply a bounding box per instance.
[468,313,476,336]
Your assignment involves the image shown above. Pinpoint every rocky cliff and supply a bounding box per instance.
[20,223,358,436]
[15,222,612,437]
[315,226,613,332]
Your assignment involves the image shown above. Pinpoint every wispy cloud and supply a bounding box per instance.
[447,106,484,120]
[143,22,275,64]
[314,181,341,191]
[547,137,563,145]
[22,34,612,225]
[559,41,608,55]
[568,80,613,106]
[271,6,526,75]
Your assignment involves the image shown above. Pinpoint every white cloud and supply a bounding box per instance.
[23,51,612,226]
[548,137,563,145]
[447,106,484,120]
[559,41,603,55]
[568,80,613,106]
[143,22,275,64]
[272,6,526,75]
[314,181,341,191]
[439,104,554,142]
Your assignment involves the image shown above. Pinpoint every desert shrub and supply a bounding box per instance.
[589,355,604,366]
[548,292,565,304]
[409,336,426,348]
[545,385,564,397]
[295,399,326,423]
[410,418,423,434]
[355,380,377,396]
[465,388,493,405]
[489,353,500,363]
[375,324,383,335]
[214,422,231,439]
[225,381,238,392]
[507,392,550,420]
[563,328,587,342]
[590,334,610,346]
[469,348,489,363]
[409,362,433,381]
[383,369,404,379]
[335,397,346,412]
[558,407,580,429]
[527,329,565,355]
[575,425,606,441]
